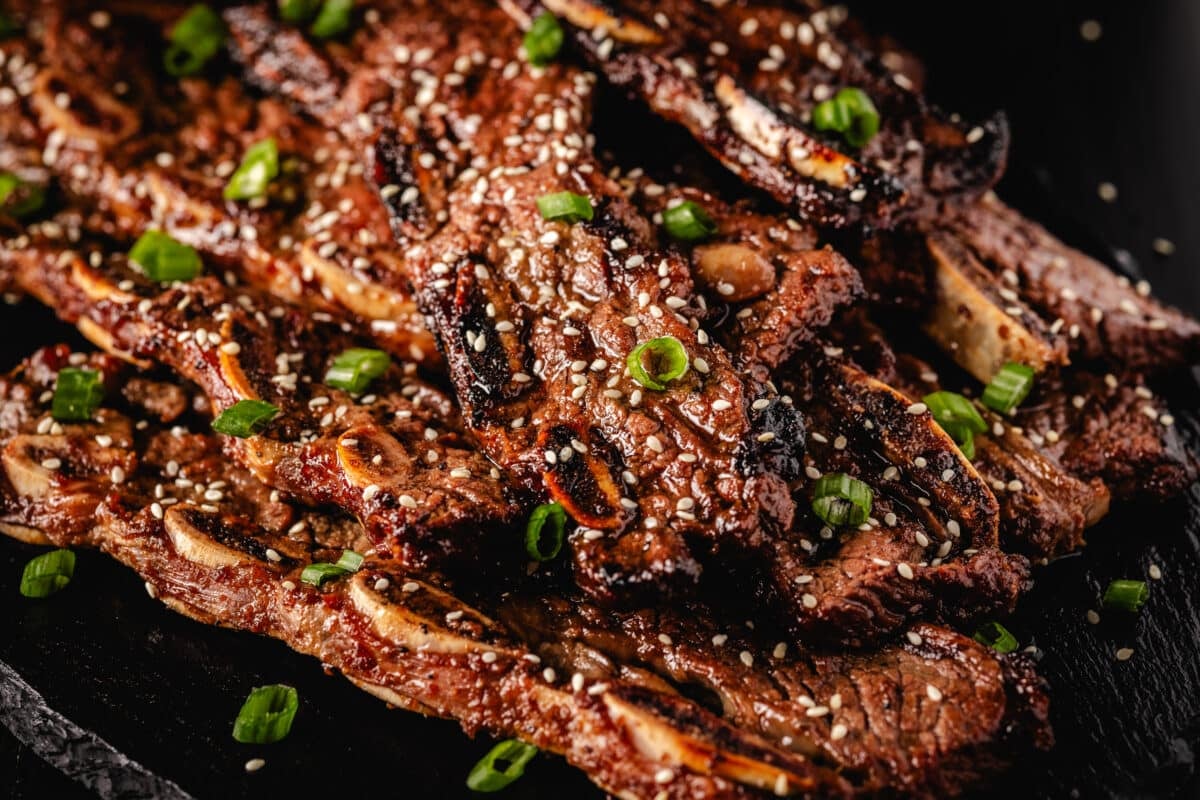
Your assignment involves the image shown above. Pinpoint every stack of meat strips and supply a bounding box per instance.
[1,1,1196,797]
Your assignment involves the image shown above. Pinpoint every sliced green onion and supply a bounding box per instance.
[626,336,689,391]
[812,87,880,148]
[211,399,280,438]
[525,502,566,562]
[811,473,873,527]
[300,551,363,587]
[51,368,104,422]
[300,562,346,586]
[310,0,353,38]
[536,191,593,224]
[981,363,1035,414]
[523,11,563,67]
[954,429,976,460]
[335,549,365,572]
[467,739,539,792]
[1102,579,1148,612]
[973,621,1018,654]
[19,549,75,598]
[278,0,321,23]
[224,138,280,201]
[662,200,717,242]
[164,4,225,77]
[924,391,986,458]
[128,230,202,282]
[324,348,390,394]
[0,172,46,219]
[232,685,298,744]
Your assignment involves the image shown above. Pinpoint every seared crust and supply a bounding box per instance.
[0,345,1052,799]
[499,0,1008,229]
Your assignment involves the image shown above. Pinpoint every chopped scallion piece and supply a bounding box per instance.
[662,200,717,242]
[211,399,280,438]
[923,391,986,459]
[523,11,563,67]
[811,473,873,527]
[812,87,880,148]
[981,363,1035,414]
[224,138,280,201]
[467,739,539,792]
[300,562,347,586]
[324,348,390,394]
[525,502,566,561]
[300,551,362,587]
[128,230,202,282]
[164,4,225,77]
[51,368,104,422]
[232,685,298,744]
[973,621,1018,654]
[19,549,76,598]
[626,336,689,391]
[310,0,353,38]
[1102,579,1148,612]
[536,191,593,224]
[335,549,365,572]
[0,172,46,219]
[278,0,321,23]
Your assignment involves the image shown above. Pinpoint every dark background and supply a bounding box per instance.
[3,1,1200,797]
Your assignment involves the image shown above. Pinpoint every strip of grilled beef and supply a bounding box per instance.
[0,346,847,800]
[0,344,1052,798]
[606,167,1097,561]
[580,172,1032,639]
[945,194,1200,374]
[499,0,1007,230]
[0,232,524,575]
[0,5,435,365]
[222,0,1034,643]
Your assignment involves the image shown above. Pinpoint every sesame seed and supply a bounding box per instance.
[374,577,390,591]
[897,563,915,580]
[712,399,732,411]
[40,458,62,470]
[1097,182,1118,202]
[739,650,754,667]
[906,402,927,415]
[1115,647,1134,661]
[654,768,675,784]
[1149,564,1162,580]
[363,484,382,501]
[1079,19,1103,41]
[926,684,943,702]
[1152,238,1176,257]
[402,581,420,593]
[830,724,848,741]
[906,631,923,646]
[1086,609,1100,624]
[245,758,266,773]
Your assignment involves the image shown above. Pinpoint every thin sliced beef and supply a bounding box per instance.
[500,0,1007,228]
[1,237,522,572]
[0,6,434,363]
[947,195,1200,373]
[0,345,1051,799]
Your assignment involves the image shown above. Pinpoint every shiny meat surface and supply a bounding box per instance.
[0,346,1052,799]
[0,0,1198,797]
[0,9,434,365]
[501,0,1008,229]
[1,237,521,572]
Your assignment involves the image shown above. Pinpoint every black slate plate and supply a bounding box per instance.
[3,0,1200,797]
